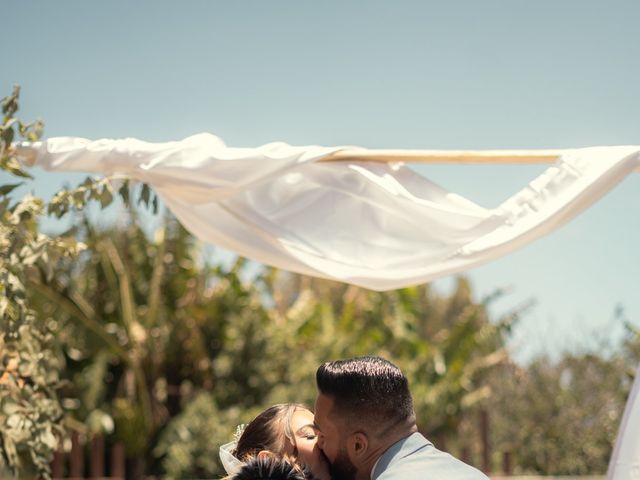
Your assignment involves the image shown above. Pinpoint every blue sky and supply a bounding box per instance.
[3,1,639,361]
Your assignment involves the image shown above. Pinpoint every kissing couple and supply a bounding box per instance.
[219,356,488,480]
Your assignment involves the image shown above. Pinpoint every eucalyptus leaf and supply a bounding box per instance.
[118,180,130,205]
[2,400,21,416]
[139,183,151,206]
[39,430,57,450]
[0,157,33,179]
[6,413,22,430]
[0,183,23,196]
[72,189,86,208]
[0,127,15,147]
[99,184,113,208]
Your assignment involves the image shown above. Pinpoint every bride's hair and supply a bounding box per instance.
[231,453,316,480]
[234,403,308,461]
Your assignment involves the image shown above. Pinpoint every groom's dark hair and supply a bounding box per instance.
[232,454,315,480]
[316,356,415,434]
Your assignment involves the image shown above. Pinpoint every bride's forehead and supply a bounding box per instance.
[291,408,314,424]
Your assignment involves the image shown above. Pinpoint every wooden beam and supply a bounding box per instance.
[322,148,568,164]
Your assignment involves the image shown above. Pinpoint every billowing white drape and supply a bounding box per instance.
[608,366,640,480]
[27,133,640,291]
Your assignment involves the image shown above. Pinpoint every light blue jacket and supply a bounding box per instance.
[371,433,489,480]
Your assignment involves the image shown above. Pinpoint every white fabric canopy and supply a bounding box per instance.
[26,133,640,291]
[608,365,640,480]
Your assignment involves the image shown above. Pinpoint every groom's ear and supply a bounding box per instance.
[347,432,369,460]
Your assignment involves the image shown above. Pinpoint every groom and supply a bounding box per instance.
[314,356,488,480]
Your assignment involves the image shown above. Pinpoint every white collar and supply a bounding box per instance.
[370,456,381,480]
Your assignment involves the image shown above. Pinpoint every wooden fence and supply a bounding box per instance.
[51,433,125,480]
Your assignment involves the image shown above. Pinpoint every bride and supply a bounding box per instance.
[220,403,330,480]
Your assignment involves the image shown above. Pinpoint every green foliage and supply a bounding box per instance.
[154,392,243,480]
[482,339,638,475]
[0,86,41,180]
[0,85,160,478]
[0,85,77,479]
[47,178,159,218]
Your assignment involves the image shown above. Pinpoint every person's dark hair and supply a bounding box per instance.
[231,454,318,480]
[234,403,307,461]
[316,356,414,434]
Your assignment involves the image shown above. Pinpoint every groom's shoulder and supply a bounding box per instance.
[375,434,489,480]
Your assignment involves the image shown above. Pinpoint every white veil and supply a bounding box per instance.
[219,441,244,477]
